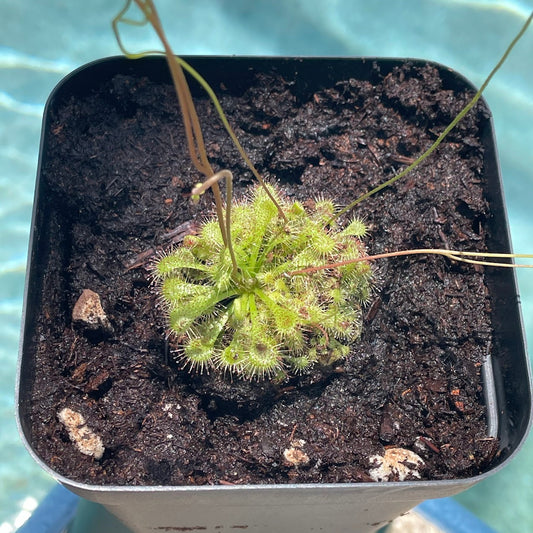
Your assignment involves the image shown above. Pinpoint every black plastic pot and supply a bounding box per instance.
[16,56,532,533]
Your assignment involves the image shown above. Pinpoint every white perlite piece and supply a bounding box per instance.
[58,407,105,460]
[369,447,424,482]
[72,289,113,332]
[283,439,310,466]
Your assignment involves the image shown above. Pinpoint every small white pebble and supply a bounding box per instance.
[414,436,433,453]
[72,289,113,333]
[369,447,424,482]
[58,407,105,460]
[283,439,310,466]
[162,402,182,418]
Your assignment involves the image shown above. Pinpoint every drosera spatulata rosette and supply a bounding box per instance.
[152,184,372,380]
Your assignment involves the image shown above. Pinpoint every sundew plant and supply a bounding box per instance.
[114,1,533,380]
[154,178,372,379]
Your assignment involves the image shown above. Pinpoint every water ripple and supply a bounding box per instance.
[0,92,43,117]
[0,46,74,74]
[439,0,533,18]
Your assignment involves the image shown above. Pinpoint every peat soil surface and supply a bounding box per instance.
[28,62,500,485]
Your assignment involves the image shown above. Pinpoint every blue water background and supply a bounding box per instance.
[1,1,532,530]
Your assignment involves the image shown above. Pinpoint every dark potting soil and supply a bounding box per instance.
[28,61,501,486]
